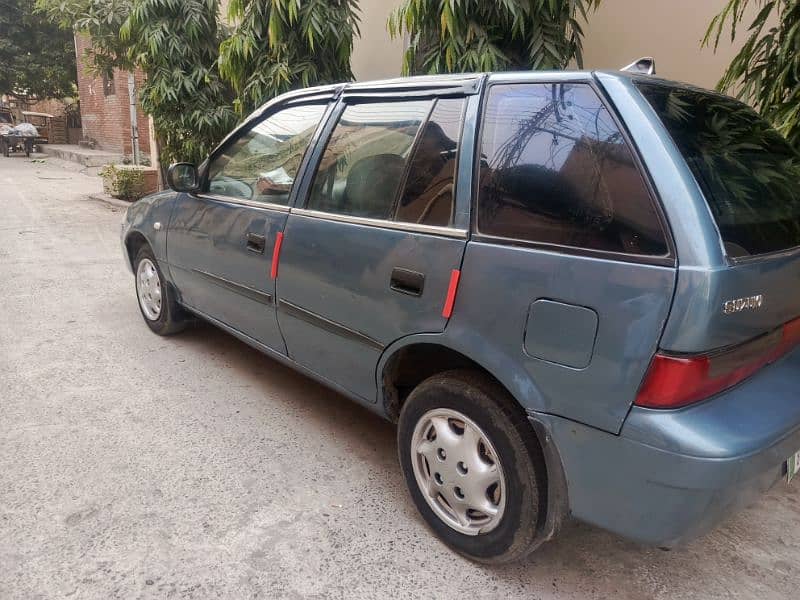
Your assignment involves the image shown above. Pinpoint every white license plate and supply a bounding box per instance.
[789,450,800,483]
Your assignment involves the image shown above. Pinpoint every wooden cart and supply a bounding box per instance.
[0,110,52,157]
[0,133,36,157]
[20,111,54,144]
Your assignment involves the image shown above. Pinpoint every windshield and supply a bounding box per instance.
[637,82,800,258]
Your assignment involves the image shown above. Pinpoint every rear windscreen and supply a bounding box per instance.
[637,83,800,258]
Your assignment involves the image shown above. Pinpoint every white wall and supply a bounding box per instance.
[580,0,770,89]
[351,0,406,81]
[348,1,766,90]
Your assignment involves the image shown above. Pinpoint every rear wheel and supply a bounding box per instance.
[398,370,548,564]
[133,245,187,335]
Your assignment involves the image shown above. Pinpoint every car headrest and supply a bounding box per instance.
[344,153,406,219]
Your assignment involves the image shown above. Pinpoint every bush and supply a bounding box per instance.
[99,164,149,201]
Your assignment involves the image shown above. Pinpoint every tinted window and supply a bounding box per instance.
[638,83,800,258]
[307,100,431,219]
[395,98,464,226]
[477,83,668,256]
[207,104,326,205]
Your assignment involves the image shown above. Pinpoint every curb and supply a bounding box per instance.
[87,193,134,210]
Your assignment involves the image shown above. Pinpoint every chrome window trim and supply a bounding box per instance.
[471,232,675,267]
[194,193,291,213]
[291,207,468,239]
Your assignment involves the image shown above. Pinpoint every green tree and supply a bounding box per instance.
[37,0,133,74]
[0,0,77,99]
[38,0,236,164]
[387,0,600,75]
[122,0,237,164]
[219,0,360,114]
[705,0,800,148]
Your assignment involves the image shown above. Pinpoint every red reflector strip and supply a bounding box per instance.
[270,231,284,280]
[636,315,800,409]
[442,269,461,318]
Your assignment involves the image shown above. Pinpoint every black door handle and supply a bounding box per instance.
[246,232,266,254]
[390,267,425,297]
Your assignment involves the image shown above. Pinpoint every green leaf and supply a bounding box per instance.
[707,0,799,149]
[387,0,599,75]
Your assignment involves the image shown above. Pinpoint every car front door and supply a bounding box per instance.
[275,91,475,401]
[167,99,332,352]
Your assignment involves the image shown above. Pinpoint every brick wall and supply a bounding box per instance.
[75,35,150,156]
[25,98,69,117]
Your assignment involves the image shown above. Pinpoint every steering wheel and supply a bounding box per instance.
[208,175,253,200]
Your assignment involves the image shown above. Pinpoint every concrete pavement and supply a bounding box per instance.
[1,156,799,599]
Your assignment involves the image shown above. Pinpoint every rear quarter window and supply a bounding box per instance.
[477,83,668,257]
[637,83,800,258]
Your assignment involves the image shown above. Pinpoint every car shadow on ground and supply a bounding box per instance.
[172,320,794,597]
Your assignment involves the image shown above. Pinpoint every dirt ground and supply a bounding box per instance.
[1,156,798,599]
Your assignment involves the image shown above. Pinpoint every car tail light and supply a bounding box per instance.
[635,316,800,409]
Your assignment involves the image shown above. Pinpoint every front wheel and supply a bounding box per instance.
[133,245,187,335]
[398,370,548,564]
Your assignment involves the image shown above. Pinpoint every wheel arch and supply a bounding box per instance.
[121,190,177,277]
[124,230,150,270]
[376,333,544,423]
[378,333,569,545]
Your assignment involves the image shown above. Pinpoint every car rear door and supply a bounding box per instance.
[453,74,677,433]
[274,80,480,401]
[167,94,334,353]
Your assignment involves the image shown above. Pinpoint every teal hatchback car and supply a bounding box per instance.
[122,71,800,563]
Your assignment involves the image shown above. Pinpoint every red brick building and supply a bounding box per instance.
[75,35,150,157]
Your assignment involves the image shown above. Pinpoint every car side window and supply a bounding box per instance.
[306,100,431,220]
[206,103,327,205]
[394,98,465,227]
[477,83,668,256]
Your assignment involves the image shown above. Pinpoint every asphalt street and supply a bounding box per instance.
[1,156,799,599]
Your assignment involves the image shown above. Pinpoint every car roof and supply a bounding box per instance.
[339,71,704,94]
[271,71,704,106]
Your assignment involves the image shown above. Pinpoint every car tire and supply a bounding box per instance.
[398,369,548,564]
[133,245,187,335]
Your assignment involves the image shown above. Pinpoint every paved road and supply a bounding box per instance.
[1,157,799,600]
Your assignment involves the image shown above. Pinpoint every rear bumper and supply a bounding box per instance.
[532,345,800,546]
